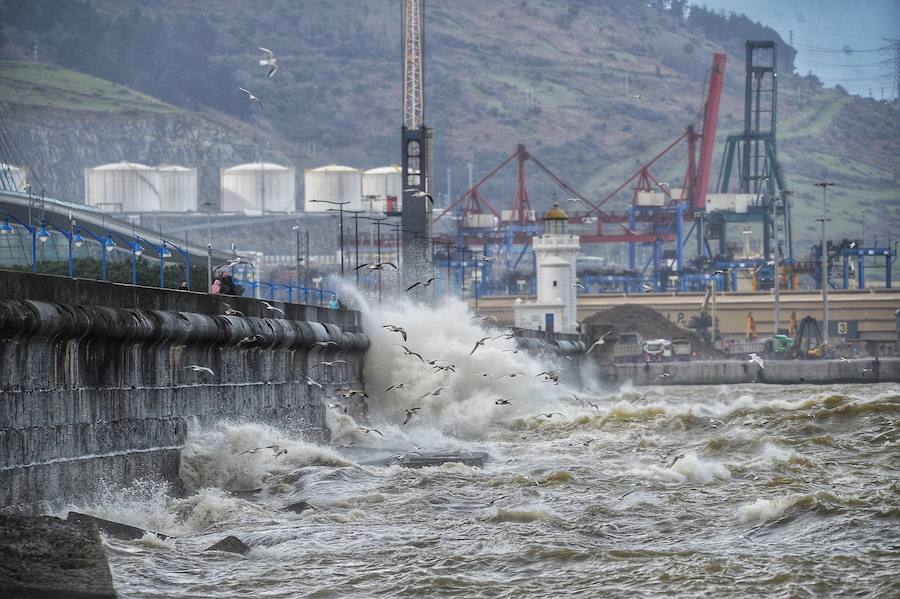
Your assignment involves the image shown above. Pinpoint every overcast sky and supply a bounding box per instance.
[693,0,899,99]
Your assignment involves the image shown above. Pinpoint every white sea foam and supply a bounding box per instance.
[346,293,578,439]
[738,494,803,523]
[643,453,731,484]
[180,421,355,493]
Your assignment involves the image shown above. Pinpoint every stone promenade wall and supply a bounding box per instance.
[0,271,368,510]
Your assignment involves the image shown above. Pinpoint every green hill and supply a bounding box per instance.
[0,60,177,113]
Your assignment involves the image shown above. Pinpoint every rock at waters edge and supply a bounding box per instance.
[204,535,250,555]
[0,514,117,598]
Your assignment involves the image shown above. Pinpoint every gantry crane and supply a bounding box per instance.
[400,0,433,285]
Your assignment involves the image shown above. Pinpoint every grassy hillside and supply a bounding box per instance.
[0,0,897,250]
[0,60,177,113]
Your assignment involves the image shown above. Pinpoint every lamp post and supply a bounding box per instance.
[342,210,365,285]
[1,210,45,273]
[201,201,215,290]
[292,224,304,289]
[78,227,116,281]
[815,182,834,345]
[44,219,85,278]
[386,221,404,291]
[363,216,388,301]
[162,240,190,290]
[136,235,171,287]
[311,199,350,276]
[109,230,143,285]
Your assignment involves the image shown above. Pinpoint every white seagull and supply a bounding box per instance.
[641,282,653,293]
[586,331,613,354]
[258,47,278,78]
[571,282,586,290]
[404,188,434,202]
[356,262,397,271]
[261,301,285,315]
[238,87,263,108]
[382,324,408,342]
[749,353,766,370]
[183,365,215,376]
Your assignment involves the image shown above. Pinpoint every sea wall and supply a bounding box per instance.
[0,271,368,511]
[615,357,900,386]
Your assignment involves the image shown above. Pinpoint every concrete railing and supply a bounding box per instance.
[0,270,369,510]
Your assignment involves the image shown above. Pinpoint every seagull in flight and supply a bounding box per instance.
[586,331,613,354]
[237,334,264,346]
[749,353,766,369]
[312,360,347,369]
[183,365,215,376]
[338,388,368,399]
[655,372,671,381]
[472,314,498,322]
[402,407,421,425]
[305,376,322,389]
[497,372,527,379]
[849,241,857,248]
[641,282,653,293]
[479,255,495,262]
[495,399,513,406]
[261,301,285,315]
[404,188,434,202]
[381,324,408,342]
[216,256,255,270]
[470,336,493,355]
[356,262,397,271]
[571,282,586,290]
[418,387,447,400]
[396,344,425,363]
[533,412,565,419]
[385,382,408,393]
[238,87,263,108]
[406,277,438,292]
[713,269,730,276]
[315,341,339,348]
[222,303,244,316]
[258,47,278,78]
[356,427,384,437]
[238,444,286,457]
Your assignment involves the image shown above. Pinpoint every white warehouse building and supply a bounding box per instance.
[85,161,161,212]
[304,164,362,212]
[221,162,296,213]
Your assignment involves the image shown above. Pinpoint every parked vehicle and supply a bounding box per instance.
[613,332,644,363]
[642,339,672,362]
[672,338,692,361]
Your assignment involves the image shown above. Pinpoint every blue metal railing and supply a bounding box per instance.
[0,218,338,307]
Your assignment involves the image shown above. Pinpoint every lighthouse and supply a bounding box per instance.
[513,204,580,333]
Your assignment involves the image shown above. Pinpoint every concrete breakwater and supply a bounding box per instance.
[0,271,368,511]
[615,357,900,386]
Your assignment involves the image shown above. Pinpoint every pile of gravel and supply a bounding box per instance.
[585,304,725,358]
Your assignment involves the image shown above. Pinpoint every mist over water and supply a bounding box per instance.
[70,298,899,598]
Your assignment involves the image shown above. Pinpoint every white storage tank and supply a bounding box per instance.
[221,162,296,213]
[85,161,160,212]
[362,164,402,201]
[157,165,198,212]
[0,163,27,192]
[304,164,362,212]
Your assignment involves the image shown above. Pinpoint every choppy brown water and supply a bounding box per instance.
[84,383,899,598]
[70,300,900,598]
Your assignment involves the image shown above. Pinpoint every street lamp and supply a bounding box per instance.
[109,230,144,285]
[815,182,834,345]
[340,210,366,285]
[362,215,388,300]
[162,239,191,290]
[77,227,116,281]
[43,220,81,277]
[201,201,215,290]
[136,235,171,287]
[1,211,40,272]
[311,199,350,276]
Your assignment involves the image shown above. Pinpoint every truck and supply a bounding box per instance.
[613,332,644,363]
[671,338,692,361]
[642,339,673,362]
